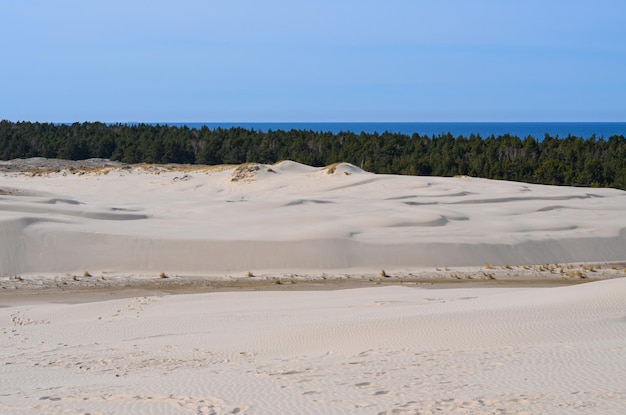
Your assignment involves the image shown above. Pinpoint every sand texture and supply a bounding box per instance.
[1,279,625,414]
[1,160,625,279]
[2,160,626,414]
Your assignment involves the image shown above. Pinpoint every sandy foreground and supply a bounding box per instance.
[1,159,626,414]
[1,281,626,414]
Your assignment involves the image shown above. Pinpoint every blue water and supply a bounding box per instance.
[162,122,626,140]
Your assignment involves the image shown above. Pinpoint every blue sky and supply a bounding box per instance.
[1,1,625,122]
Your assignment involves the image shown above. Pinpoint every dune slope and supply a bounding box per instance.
[1,160,625,276]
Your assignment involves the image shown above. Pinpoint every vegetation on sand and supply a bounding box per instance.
[1,120,625,189]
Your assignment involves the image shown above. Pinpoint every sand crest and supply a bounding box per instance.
[1,160,625,277]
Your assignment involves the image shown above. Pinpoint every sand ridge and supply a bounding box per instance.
[1,160,625,277]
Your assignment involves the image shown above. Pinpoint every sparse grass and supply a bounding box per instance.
[159,272,167,279]
[484,263,493,270]
[247,271,254,278]
[323,162,343,175]
[83,271,91,277]
[566,270,584,278]
[380,269,387,278]
[482,272,495,280]
[230,163,261,182]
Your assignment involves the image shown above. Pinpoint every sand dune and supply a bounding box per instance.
[1,278,625,414]
[1,160,625,277]
[2,160,626,414]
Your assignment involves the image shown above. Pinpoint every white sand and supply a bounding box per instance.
[1,161,625,278]
[1,161,626,414]
[1,279,626,414]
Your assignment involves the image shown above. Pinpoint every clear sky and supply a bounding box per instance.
[1,1,625,122]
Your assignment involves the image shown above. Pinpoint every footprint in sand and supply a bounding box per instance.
[37,393,249,415]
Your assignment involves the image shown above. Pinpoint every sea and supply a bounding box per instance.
[163,122,626,140]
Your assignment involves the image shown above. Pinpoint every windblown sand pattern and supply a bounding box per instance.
[1,160,626,414]
[1,160,625,277]
[1,280,626,414]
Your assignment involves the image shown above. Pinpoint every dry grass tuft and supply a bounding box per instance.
[481,272,495,280]
[566,270,584,278]
[323,162,343,175]
[231,163,261,182]
[159,272,168,279]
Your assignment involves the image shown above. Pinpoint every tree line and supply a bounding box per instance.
[1,120,625,190]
